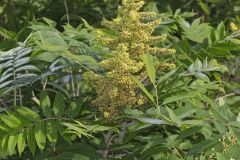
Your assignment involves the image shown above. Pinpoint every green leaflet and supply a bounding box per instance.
[176,126,203,140]
[132,76,154,103]
[0,47,37,94]
[136,117,167,125]
[0,27,16,40]
[54,153,92,160]
[62,121,91,138]
[46,120,57,146]
[35,122,46,152]
[53,92,65,117]
[27,128,36,155]
[1,134,9,153]
[8,132,18,156]
[40,91,51,117]
[32,51,59,62]
[87,125,116,132]
[141,145,169,159]
[60,50,99,70]
[216,21,225,42]
[68,99,83,119]
[141,53,156,84]
[16,106,40,122]
[36,30,68,52]
[157,69,178,86]
[163,93,197,105]
[166,107,181,125]
[0,113,22,129]
[188,136,220,155]
[0,123,10,132]
[42,17,57,28]
[197,0,209,15]
[214,120,228,134]
[181,18,211,43]
[17,132,26,156]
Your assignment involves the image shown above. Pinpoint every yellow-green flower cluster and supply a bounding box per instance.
[84,0,175,119]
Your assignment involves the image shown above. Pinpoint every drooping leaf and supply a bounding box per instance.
[46,120,57,146]
[166,107,181,125]
[35,122,46,152]
[27,128,36,155]
[8,132,18,156]
[42,17,57,28]
[68,99,83,119]
[216,21,225,41]
[16,106,40,122]
[62,122,91,138]
[53,92,65,117]
[17,132,26,156]
[0,27,16,40]
[40,91,51,117]
[1,134,9,153]
[0,114,22,129]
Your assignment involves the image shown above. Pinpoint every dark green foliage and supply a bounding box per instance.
[0,0,240,160]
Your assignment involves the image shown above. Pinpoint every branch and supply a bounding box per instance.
[117,121,128,144]
[215,91,240,101]
[103,132,117,160]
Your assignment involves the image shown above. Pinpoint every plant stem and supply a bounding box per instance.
[13,50,17,106]
[64,1,76,97]
[154,84,160,112]
[19,88,22,106]
[43,78,48,90]
[103,132,112,160]
[64,0,70,24]
[0,99,9,108]
[216,92,240,101]
[14,89,17,106]
[174,147,184,159]
[22,117,71,133]
[32,91,40,106]
[103,132,117,160]
[117,121,127,144]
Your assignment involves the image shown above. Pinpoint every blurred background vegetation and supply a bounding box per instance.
[1,0,240,32]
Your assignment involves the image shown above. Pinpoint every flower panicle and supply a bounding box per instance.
[83,0,175,119]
